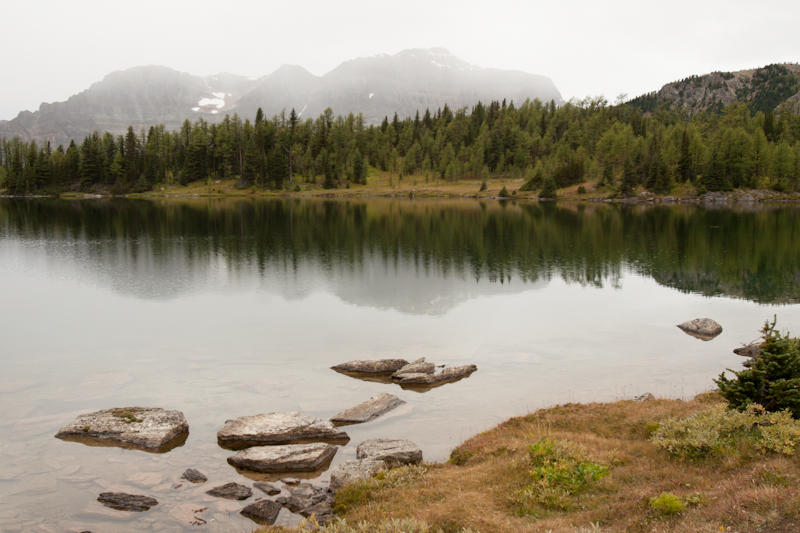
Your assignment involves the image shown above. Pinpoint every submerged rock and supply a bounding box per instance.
[253,481,281,495]
[227,443,337,473]
[677,318,723,340]
[205,482,252,500]
[217,412,349,449]
[180,468,207,484]
[330,393,405,426]
[97,492,158,512]
[356,438,422,467]
[396,365,477,388]
[331,358,409,375]
[329,459,387,491]
[55,407,188,452]
[240,500,281,525]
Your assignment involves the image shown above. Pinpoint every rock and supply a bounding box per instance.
[205,482,252,500]
[227,443,337,473]
[217,412,349,449]
[300,499,333,525]
[634,393,655,402]
[180,468,207,484]
[330,393,405,426]
[329,459,387,491]
[97,492,158,512]
[331,358,409,375]
[276,482,333,522]
[396,365,477,387]
[55,407,189,452]
[356,439,422,467]
[253,481,281,495]
[677,318,723,340]
[734,342,762,358]
[240,500,281,525]
[391,360,436,380]
[281,477,301,485]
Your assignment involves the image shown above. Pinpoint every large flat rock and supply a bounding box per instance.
[329,459,387,490]
[396,365,477,388]
[55,407,188,452]
[677,318,723,340]
[217,412,349,449]
[356,439,422,467]
[228,443,337,473]
[391,360,435,380]
[330,393,405,426]
[206,482,252,500]
[97,492,158,512]
[331,358,409,375]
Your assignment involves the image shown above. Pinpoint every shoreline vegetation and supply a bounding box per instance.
[257,322,800,533]
[2,95,800,202]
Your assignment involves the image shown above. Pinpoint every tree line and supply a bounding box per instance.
[2,97,800,195]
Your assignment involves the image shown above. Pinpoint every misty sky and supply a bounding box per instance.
[2,0,798,120]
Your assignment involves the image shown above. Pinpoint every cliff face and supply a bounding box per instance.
[628,63,800,115]
[0,49,562,146]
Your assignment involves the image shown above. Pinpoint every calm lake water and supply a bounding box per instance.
[1,198,799,532]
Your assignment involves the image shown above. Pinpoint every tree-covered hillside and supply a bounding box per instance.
[2,94,800,196]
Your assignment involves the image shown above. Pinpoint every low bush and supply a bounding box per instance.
[648,492,685,515]
[514,437,608,513]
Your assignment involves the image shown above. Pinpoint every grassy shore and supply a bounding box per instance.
[261,392,800,533]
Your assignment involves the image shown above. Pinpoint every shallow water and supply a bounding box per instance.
[1,198,799,531]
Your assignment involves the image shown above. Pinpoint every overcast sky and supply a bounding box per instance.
[1,0,798,120]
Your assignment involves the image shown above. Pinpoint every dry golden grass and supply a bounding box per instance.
[263,393,800,533]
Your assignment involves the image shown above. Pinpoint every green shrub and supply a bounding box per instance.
[715,319,800,417]
[539,177,558,199]
[650,403,800,459]
[577,185,587,194]
[479,180,487,192]
[498,185,510,197]
[649,492,685,515]
[448,448,473,466]
[514,437,608,512]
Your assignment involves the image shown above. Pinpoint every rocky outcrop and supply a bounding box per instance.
[180,468,207,483]
[97,492,158,512]
[677,318,723,341]
[396,365,478,388]
[329,459,387,491]
[240,500,282,525]
[330,393,405,426]
[205,482,252,500]
[391,358,435,380]
[356,439,422,467]
[227,443,337,473]
[55,407,188,452]
[217,412,348,449]
[331,358,409,375]
[734,342,762,358]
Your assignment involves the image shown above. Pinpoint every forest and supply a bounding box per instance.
[2,95,800,196]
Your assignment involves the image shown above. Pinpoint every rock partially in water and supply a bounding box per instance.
[217,412,349,449]
[329,459,387,491]
[734,342,762,358]
[276,482,333,523]
[356,439,422,467]
[391,359,436,380]
[55,407,189,452]
[180,468,207,484]
[281,477,301,485]
[228,443,337,473]
[240,500,281,525]
[205,482,252,500]
[253,481,281,495]
[330,393,405,426]
[396,365,478,389]
[331,358,409,375]
[677,318,723,341]
[97,492,158,512]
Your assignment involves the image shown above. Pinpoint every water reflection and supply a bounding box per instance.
[0,198,798,307]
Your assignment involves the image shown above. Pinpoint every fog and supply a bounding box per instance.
[1,0,799,120]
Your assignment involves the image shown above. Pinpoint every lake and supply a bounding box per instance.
[1,198,799,532]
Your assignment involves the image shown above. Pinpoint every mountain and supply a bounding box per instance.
[628,63,800,115]
[0,49,562,146]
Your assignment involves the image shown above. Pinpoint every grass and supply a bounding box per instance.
[258,392,800,532]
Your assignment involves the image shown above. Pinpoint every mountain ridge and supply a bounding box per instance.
[0,49,562,146]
